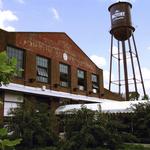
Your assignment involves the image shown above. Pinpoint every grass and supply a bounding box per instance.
[123,144,150,150]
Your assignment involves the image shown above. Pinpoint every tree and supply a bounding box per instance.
[8,99,59,149]
[129,92,140,101]
[0,51,21,150]
[59,106,123,150]
[142,94,149,100]
[0,51,17,86]
[132,102,150,143]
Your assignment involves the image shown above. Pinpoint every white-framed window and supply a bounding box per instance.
[36,56,49,83]
[77,69,86,91]
[59,63,70,87]
[91,74,99,93]
[4,92,23,117]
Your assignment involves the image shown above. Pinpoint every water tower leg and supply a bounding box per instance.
[128,38,138,99]
[109,35,113,91]
[118,40,121,94]
[132,34,146,97]
[122,41,129,101]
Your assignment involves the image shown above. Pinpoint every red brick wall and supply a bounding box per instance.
[9,32,98,72]
[103,88,124,101]
[0,30,105,98]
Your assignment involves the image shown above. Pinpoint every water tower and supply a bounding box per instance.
[108,2,146,100]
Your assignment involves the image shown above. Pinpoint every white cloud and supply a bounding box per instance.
[104,70,115,81]
[4,26,16,31]
[0,1,18,31]
[0,10,18,22]
[140,68,150,81]
[109,46,124,61]
[51,8,60,21]
[90,55,106,69]
[144,68,150,97]
[134,67,150,81]
[132,67,150,95]
[109,46,119,55]
[90,54,114,89]
[110,46,133,63]
[0,10,18,31]
[112,46,118,54]
[103,70,115,89]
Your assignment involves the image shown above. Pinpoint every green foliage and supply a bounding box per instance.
[0,52,17,85]
[142,94,149,100]
[31,147,57,150]
[0,51,22,150]
[59,107,123,150]
[110,102,150,144]
[8,99,59,149]
[131,102,150,143]
[129,92,140,100]
[0,128,21,150]
[16,147,58,150]
[0,128,8,137]
[8,101,150,149]
[123,144,150,150]
[107,113,138,143]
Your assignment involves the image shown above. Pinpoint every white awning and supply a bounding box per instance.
[0,83,115,103]
[55,100,150,114]
[1,83,149,114]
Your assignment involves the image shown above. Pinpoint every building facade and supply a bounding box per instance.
[0,29,122,118]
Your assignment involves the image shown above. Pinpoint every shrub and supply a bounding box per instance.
[8,99,59,149]
[0,128,21,150]
[59,107,123,150]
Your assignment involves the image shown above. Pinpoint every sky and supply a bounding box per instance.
[0,0,150,97]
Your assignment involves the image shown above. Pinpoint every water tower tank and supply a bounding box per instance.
[108,2,135,41]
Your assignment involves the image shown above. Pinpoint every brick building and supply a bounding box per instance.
[0,29,122,117]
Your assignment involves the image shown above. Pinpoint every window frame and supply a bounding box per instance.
[91,74,99,94]
[4,92,24,117]
[6,45,25,78]
[36,55,49,83]
[77,69,87,91]
[59,63,71,88]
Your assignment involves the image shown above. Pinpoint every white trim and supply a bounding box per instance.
[0,83,114,103]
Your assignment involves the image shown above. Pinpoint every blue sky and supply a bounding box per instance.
[0,0,150,96]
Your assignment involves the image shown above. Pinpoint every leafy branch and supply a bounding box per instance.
[0,51,17,86]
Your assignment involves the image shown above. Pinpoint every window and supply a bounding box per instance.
[77,69,86,91]
[91,74,99,93]
[59,63,70,87]
[36,56,49,83]
[4,92,23,117]
[4,102,18,116]
[6,46,24,77]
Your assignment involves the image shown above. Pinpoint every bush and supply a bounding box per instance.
[16,146,58,150]
[8,99,59,149]
[0,128,21,150]
[123,144,150,150]
[132,102,150,143]
[7,99,150,149]
[59,107,123,150]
